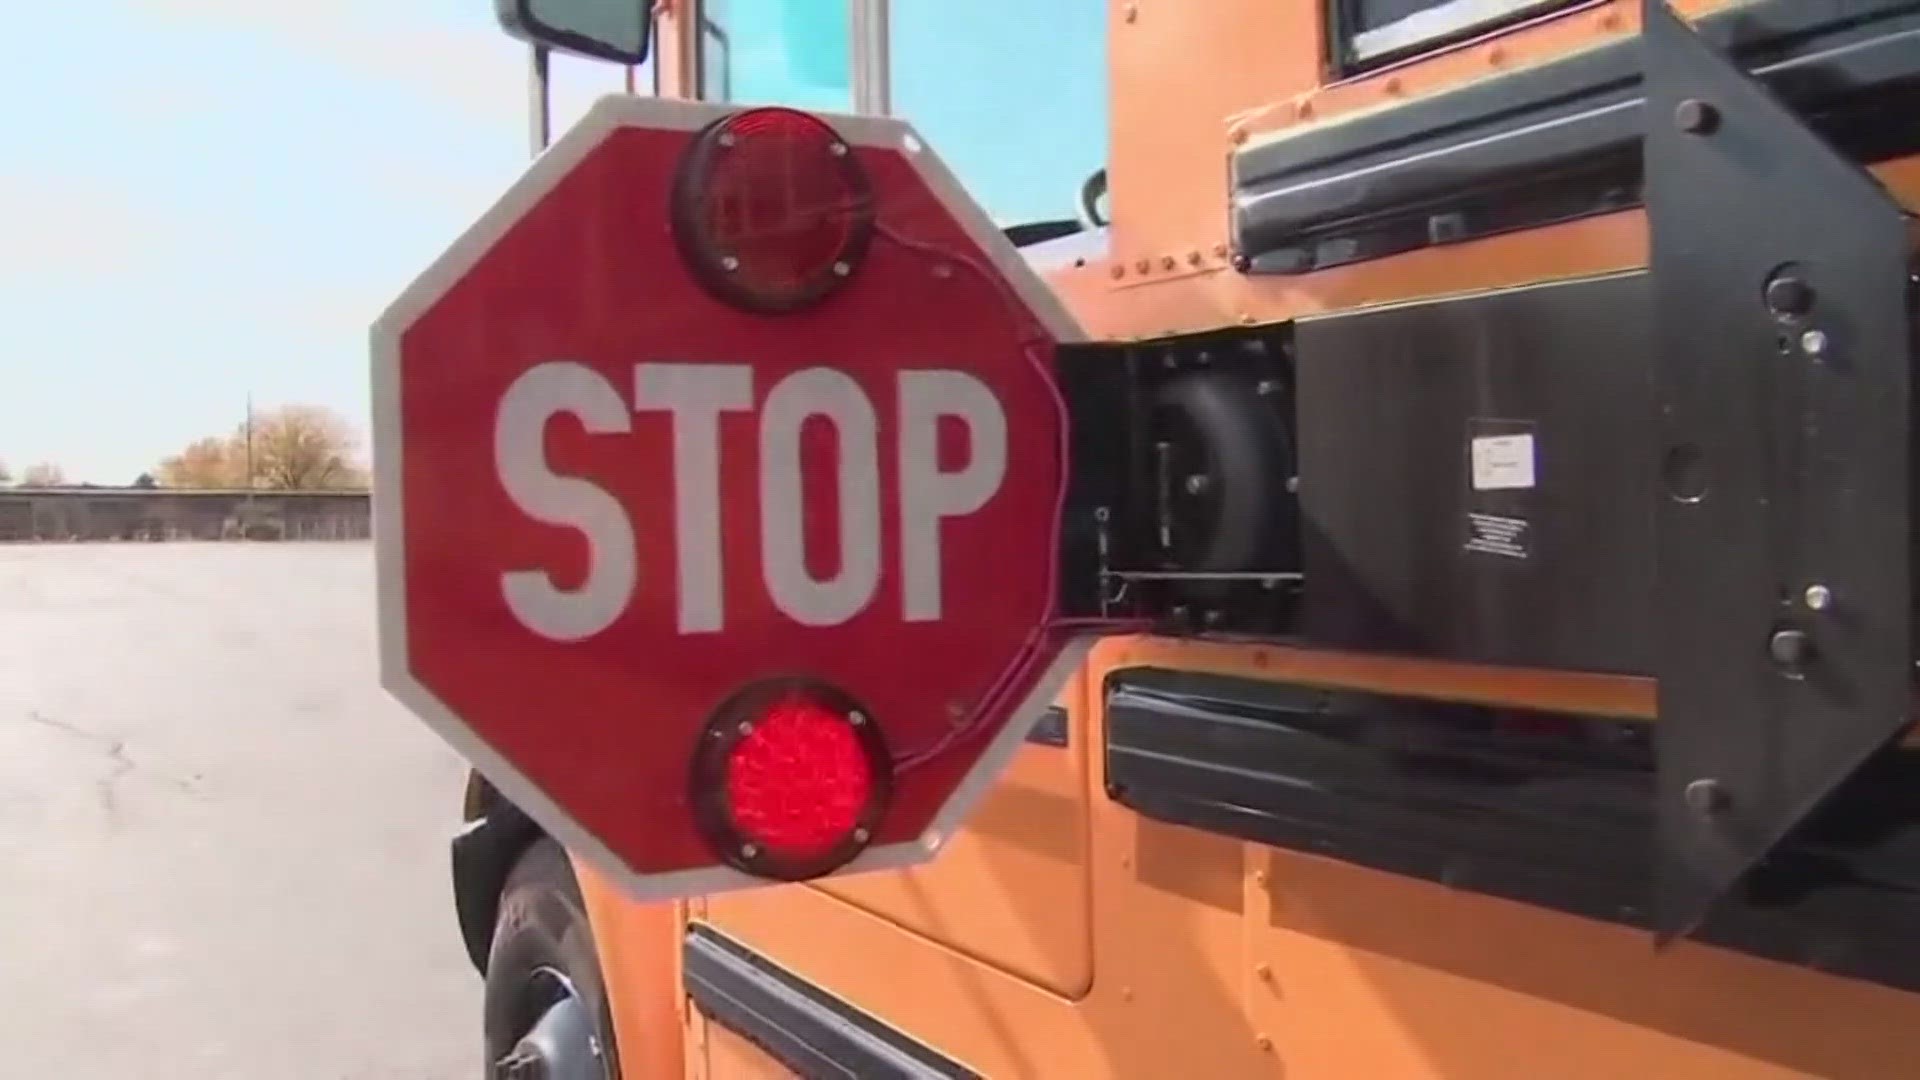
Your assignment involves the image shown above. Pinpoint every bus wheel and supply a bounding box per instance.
[483,837,621,1080]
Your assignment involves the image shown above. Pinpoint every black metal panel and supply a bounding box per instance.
[1233,0,1920,274]
[1104,667,1920,996]
[1056,327,1303,634]
[1644,2,1917,940]
[684,923,978,1079]
[1026,705,1069,748]
[1292,271,1655,674]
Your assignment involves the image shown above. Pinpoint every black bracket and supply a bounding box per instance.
[1645,0,1916,940]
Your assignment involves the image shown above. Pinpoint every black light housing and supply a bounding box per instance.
[670,108,877,317]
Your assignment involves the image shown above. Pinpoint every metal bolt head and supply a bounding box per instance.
[736,719,754,736]
[1184,474,1211,496]
[740,842,760,859]
[1765,275,1815,317]
[1685,778,1730,814]
[851,826,870,843]
[828,141,847,157]
[717,131,737,148]
[1770,627,1814,674]
[847,710,867,726]
[1675,98,1719,134]
[1801,328,1830,357]
[831,260,851,277]
[719,255,740,273]
[1255,379,1278,396]
[1804,583,1833,611]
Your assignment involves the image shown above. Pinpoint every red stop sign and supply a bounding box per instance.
[371,96,1092,899]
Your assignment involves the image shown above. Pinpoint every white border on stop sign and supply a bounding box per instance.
[369,92,1098,902]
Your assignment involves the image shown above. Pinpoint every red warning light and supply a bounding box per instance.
[670,107,876,315]
[691,679,891,880]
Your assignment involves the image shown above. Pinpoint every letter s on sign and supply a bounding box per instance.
[494,361,637,642]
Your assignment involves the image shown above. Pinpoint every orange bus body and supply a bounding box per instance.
[465,2,1920,1076]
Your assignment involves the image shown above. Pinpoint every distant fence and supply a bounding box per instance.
[0,487,371,542]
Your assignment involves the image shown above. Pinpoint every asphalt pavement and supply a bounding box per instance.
[0,542,478,1078]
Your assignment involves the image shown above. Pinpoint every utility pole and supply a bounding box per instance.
[245,393,255,489]
[244,393,255,533]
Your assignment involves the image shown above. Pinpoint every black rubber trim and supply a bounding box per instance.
[1103,667,1920,996]
[685,923,979,1079]
[1232,0,1920,274]
[1026,706,1070,748]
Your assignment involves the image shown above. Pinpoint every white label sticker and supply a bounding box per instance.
[1464,512,1529,560]
[1470,433,1536,491]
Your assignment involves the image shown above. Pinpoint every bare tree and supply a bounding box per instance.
[249,405,368,491]
[155,404,367,491]
[0,460,12,486]
[156,436,242,488]
[20,462,66,487]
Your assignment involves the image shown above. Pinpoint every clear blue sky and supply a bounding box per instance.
[0,0,1104,484]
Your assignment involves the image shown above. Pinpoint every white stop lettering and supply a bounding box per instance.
[492,361,1009,640]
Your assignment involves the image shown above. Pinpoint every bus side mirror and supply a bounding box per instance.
[495,0,652,65]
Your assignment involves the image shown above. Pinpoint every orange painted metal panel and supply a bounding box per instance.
[812,674,1096,998]
[685,635,1920,1080]
[573,857,687,1080]
[578,7,1920,1077]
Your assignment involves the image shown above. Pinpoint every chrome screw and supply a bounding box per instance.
[1804,583,1833,611]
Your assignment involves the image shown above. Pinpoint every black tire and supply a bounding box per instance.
[483,838,622,1079]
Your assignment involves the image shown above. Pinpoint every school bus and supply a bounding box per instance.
[448,1,1920,1076]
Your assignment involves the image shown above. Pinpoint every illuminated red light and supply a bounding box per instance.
[725,696,873,858]
[670,107,875,315]
[690,679,891,880]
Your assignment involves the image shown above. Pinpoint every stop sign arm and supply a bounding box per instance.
[373,93,1142,901]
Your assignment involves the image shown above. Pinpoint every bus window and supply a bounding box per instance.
[698,0,853,112]
[888,2,1108,229]
[1336,0,1576,71]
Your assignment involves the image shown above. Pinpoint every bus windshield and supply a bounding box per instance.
[699,0,1108,228]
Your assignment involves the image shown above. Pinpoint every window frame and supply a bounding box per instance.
[1327,0,1586,77]
[691,0,879,112]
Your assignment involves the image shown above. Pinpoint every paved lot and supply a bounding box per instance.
[0,543,478,1078]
